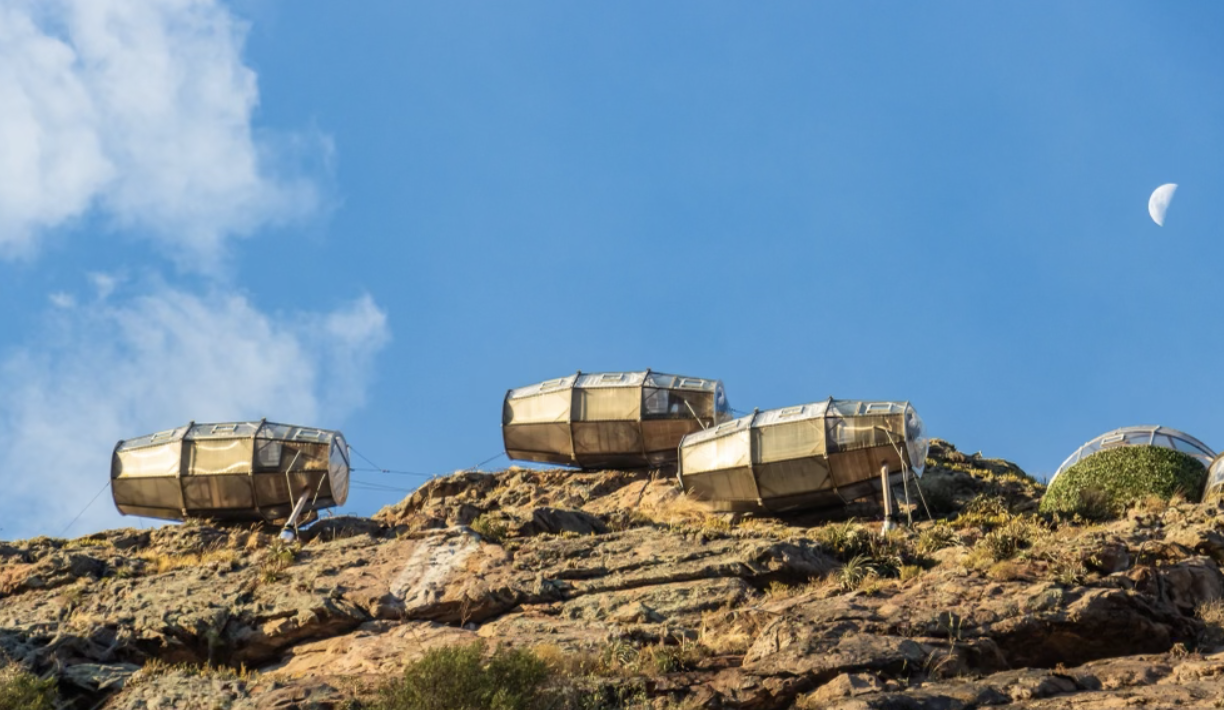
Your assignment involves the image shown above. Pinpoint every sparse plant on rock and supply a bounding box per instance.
[1040,447,1207,519]
[986,559,1024,581]
[763,580,799,599]
[137,546,239,576]
[371,641,549,710]
[916,523,960,556]
[979,516,1041,562]
[0,666,58,710]
[551,679,649,710]
[258,541,299,584]
[955,496,1012,530]
[1048,553,1087,586]
[603,509,655,533]
[697,609,764,655]
[1199,599,1224,650]
[130,658,258,685]
[636,642,702,675]
[814,519,873,560]
[814,520,917,587]
[838,554,878,590]
[471,514,509,544]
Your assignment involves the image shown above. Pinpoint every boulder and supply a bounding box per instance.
[1129,556,1224,614]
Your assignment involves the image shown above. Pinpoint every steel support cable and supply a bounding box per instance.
[868,425,925,525]
[880,426,933,522]
[347,444,435,478]
[465,451,507,472]
[349,478,416,493]
[349,444,508,479]
[350,466,435,477]
[60,480,112,537]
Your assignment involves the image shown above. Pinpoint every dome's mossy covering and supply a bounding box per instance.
[1040,446,1207,518]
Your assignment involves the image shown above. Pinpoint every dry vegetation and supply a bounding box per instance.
[136,547,239,575]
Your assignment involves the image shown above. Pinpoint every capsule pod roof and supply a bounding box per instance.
[678,398,928,514]
[1052,425,1214,483]
[111,420,350,525]
[502,370,732,470]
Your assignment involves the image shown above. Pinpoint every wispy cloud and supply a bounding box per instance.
[0,284,389,540]
[0,0,387,541]
[0,0,322,269]
[48,292,76,308]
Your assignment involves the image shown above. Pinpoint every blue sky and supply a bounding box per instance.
[2,1,1223,539]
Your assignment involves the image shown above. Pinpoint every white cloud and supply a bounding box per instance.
[0,1,382,542]
[0,0,321,268]
[0,285,389,540]
[88,271,120,300]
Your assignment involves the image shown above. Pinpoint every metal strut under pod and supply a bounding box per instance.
[880,464,897,534]
[279,491,312,542]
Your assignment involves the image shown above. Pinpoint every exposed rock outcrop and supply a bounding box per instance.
[4,443,1224,709]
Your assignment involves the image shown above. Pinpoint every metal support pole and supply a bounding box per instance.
[880,464,896,534]
[280,491,312,542]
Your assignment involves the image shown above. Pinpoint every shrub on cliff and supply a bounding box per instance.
[371,641,549,710]
[0,666,57,710]
[1039,446,1207,519]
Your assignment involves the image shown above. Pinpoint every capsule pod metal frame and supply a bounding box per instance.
[677,398,928,514]
[1052,425,1214,484]
[503,370,732,470]
[110,420,350,525]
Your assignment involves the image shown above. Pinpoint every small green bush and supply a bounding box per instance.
[916,523,959,556]
[471,514,509,544]
[955,496,1012,530]
[814,520,874,561]
[371,641,549,710]
[1040,446,1207,519]
[813,520,914,578]
[977,516,1042,562]
[0,666,58,710]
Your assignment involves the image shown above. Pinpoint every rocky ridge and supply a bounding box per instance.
[3,441,1224,708]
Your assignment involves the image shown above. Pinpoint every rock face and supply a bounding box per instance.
[4,443,1224,709]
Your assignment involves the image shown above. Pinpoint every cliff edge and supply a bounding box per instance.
[4,441,1224,709]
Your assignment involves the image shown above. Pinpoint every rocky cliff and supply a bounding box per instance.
[5,441,1224,709]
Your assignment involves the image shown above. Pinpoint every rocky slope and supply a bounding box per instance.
[4,441,1224,708]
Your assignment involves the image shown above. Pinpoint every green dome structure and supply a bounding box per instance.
[1042,425,1212,517]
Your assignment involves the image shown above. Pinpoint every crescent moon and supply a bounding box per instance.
[1149,183,1178,226]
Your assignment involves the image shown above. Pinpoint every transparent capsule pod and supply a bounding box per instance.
[678,399,928,514]
[111,420,349,525]
[503,370,732,470]
[1206,455,1224,502]
[1052,425,1214,483]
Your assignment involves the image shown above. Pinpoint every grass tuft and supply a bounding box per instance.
[0,666,57,710]
[471,514,510,544]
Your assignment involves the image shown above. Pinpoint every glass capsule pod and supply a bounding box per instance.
[111,420,349,525]
[1206,454,1224,503]
[678,398,928,514]
[502,370,732,470]
[1052,425,1214,484]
